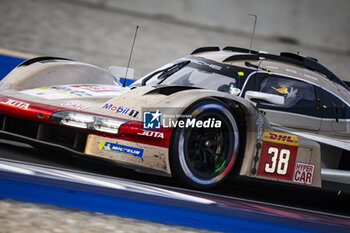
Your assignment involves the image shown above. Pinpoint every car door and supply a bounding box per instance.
[243,73,322,131]
[319,88,350,135]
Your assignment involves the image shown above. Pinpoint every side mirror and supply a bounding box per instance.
[108,66,134,86]
[245,91,285,105]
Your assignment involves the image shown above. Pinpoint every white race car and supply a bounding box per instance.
[0,48,331,189]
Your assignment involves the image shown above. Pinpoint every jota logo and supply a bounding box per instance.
[143,110,161,129]
[103,103,139,118]
[1,99,30,109]
[137,129,164,138]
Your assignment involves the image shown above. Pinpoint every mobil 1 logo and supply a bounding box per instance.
[102,103,139,118]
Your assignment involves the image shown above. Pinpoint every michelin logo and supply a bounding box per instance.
[99,141,144,158]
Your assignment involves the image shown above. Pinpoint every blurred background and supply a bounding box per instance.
[0,0,349,79]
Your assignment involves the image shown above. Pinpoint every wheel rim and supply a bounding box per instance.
[184,111,230,178]
[178,103,239,186]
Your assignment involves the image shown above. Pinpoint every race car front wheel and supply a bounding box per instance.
[170,99,239,189]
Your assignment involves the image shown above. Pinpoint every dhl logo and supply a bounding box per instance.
[263,130,298,146]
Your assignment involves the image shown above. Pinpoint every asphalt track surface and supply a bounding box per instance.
[0,139,350,232]
[1,138,349,216]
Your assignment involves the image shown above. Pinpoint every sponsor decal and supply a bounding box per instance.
[259,65,318,80]
[185,58,222,71]
[137,129,164,139]
[257,141,298,181]
[263,130,298,146]
[1,99,30,109]
[21,84,123,100]
[293,162,314,185]
[60,101,90,110]
[99,141,143,158]
[143,110,221,129]
[261,65,278,70]
[285,68,297,74]
[70,85,121,93]
[102,103,139,118]
[303,73,317,80]
[40,87,92,97]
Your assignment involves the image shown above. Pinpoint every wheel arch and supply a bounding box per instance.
[167,96,248,187]
[134,88,261,182]
[214,96,248,176]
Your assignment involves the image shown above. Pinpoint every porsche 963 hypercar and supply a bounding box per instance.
[1,46,339,189]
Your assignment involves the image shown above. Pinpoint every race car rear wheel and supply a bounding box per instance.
[170,99,239,189]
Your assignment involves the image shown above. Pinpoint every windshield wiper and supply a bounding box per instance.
[141,60,190,86]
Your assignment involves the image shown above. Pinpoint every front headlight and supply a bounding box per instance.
[50,111,128,134]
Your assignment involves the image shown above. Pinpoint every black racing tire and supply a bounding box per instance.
[170,98,240,189]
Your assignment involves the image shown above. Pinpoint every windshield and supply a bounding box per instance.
[6,64,117,90]
[131,58,239,94]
